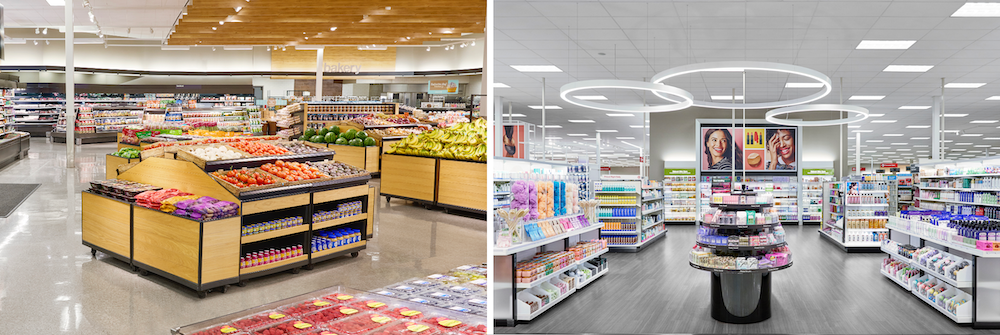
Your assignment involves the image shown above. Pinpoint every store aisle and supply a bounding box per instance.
[497,224,1000,334]
[0,139,485,334]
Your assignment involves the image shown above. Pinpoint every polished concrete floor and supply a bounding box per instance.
[0,138,486,334]
[497,224,1000,334]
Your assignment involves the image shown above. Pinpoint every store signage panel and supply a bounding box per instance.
[803,168,834,176]
[699,126,800,172]
[851,167,867,171]
[600,167,611,171]
[880,163,898,168]
[498,125,525,159]
[665,168,696,175]
[428,80,459,94]
[601,174,640,180]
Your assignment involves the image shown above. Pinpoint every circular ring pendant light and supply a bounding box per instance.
[650,61,833,110]
[559,80,695,113]
[765,104,870,126]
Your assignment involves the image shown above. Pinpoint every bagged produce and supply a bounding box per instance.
[566,183,579,214]
[159,195,200,214]
[185,196,240,220]
[135,189,193,210]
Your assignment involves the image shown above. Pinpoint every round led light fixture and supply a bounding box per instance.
[560,80,695,113]
[765,104,870,127]
[651,61,832,109]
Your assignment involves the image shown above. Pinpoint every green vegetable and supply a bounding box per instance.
[363,137,376,146]
[349,138,363,147]
[335,137,348,145]
[304,128,317,138]
[324,132,337,143]
[355,131,368,140]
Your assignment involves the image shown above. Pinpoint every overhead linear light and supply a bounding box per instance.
[223,46,253,51]
[866,140,884,143]
[544,137,562,140]
[876,147,892,149]
[493,83,510,88]
[528,105,561,110]
[957,143,974,145]
[568,120,595,123]
[976,145,993,148]
[616,137,636,140]
[853,130,874,133]
[650,61,833,110]
[848,125,861,129]
[945,114,969,117]
[567,134,588,136]
[331,27,338,31]
[849,95,885,100]
[539,125,562,128]
[986,137,1000,140]
[575,95,608,100]
[884,134,904,136]
[595,130,618,133]
[235,6,242,12]
[906,125,930,128]
[711,95,744,100]
[952,2,1000,17]
[962,133,984,137]
[892,143,908,145]
[899,106,931,110]
[511,65,563,73]
[869,114,885,117]
[987,96,1000,101]
[883,65,933,72]
[506,114,526,117]
[629,125,646,128]
[972,120,999,123]
[785,82,824,88]
[871,120,897,123]
[606,113,634,117]
[856,40,915,50]
[212,27,217,30]
[945,83,986,88]
[915,145,929,147]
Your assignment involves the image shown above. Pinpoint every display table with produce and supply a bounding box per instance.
[380,120,487,216]
[82,138,378,298]
[299,126,381,173]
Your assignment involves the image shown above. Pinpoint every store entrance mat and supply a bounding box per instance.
[0,183,40,218]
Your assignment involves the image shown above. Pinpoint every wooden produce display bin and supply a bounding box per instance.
[82,191,132,264]
[326,144,380,173]
[380,154,438,205]
[105,154,141,179]
[437,159,487,213]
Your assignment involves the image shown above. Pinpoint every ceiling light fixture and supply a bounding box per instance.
[962,134,984,137]
[945,113,969,117]
[511,65,563,72]
[629,125,646,128]
[766,104,870,127]
[971,120,999,123]
[849,95,885,100]
[711,95,744,100]
[426,47,430,51]
[235,6,242,12]
[595,130,618,133]
[33,40,38,45]
[45,0,65,6]
[527,105,562,110]
[884,134,904,136]
[899,106,931,110]
[870,120,897,123]
[493,83,510,88]
[952,2,1000,17]
[35,28,40,34]
[906,125,930,128]
[883,65,933,72]
[539,125,562,128]
[866,140,884,143]
[651,61,832,109]
[606,113,635,117]
[945,83,985,88]
[574,95,607,100]
[617,137,635,140]
[560,79,694,113]
[853,130,874,133]
[212,27,217,30]
[568,120,595,123]
[856,40,915,50]
[567,134,588,136]
[42,28,48,35]
[785,82,824,88]
[912,137,930,140]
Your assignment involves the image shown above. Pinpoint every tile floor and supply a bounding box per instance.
[0,138,486,334]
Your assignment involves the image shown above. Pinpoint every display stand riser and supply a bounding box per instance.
[309,244,366,265]
[711,272,771,324]
[818,230,882,253]
[82,191,132,262]
[238,259,309,281]
[199,152,335,172]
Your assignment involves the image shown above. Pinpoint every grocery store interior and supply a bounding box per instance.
[0,0,487,334]
[492,0,1000,333]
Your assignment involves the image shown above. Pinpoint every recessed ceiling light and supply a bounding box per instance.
[785,82,824,88]
[528,105,561,110]
[616,137,635,140]
[583,138,599,141]
[944,139,955,142]
[568,120,595,123]
[906,125,930,129]
[493,83,510,88]
[45,0,65,5]
[975,144,993,148]
[849,95,885,100]
[539,125,562,128]
[856,40,915,50]
[986,137,1000,140]
[629,125,646,128]
[957,143,974,145]
[945,114,969,117]
[971,120,999,123]
[866,140,884,143]
[892,143,908,145]
[853,130,873,133]
[848,125,861,129]
[917,150,929,153]
[510,65,563,72]
[914,145,929,147]
[952,2,1000,17]
[567,134,588,136]
[899,106,931,110]
[876,147,891,149]
[863,150,877,153]
[595,130,618,133]
[883,65,934,72]
[710,95,744,100]
[848,137,856,140]
[606,113,634,117]
[575,95,607,100]
[544,137,563,140]
[871,120,897,123]
[945,83,986,88]
[884,134,904,136]
[898,149,912,151]
[506,113,526,117]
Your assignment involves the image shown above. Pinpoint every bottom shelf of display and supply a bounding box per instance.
[819,229,882,252]
[607,229,666,251]
[689,262,793,274]
[880,268,911,290]
[911,284,972,323]
[518,287,576,321]
[577,266,607,289]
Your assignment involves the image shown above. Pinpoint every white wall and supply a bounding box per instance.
[252,77,296,97]
[3,42,271,72]
[394,43,484,72]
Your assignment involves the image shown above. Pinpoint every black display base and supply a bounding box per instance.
[49,131,118,144]
[711,272,771,324]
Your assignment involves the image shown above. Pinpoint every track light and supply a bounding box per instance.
[45,40,49,45]
[406,37,410,40]
[43,28,48,35]
[385,6,390,10]
[471,41,475,46]
[330,27,337,31]
[304,37,308,40]
[150,28,154,34]
[235,6,242,12]
[33,40,38,45]
[212,47,216,51]
[35,28,40,34]
[282,46,286,51]
[212,27,217,30]
[219,21,224,25]
[266,46,270,51]
[88,12,94,22]
[427,47,431,51]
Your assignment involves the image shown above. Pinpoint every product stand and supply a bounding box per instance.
[690,190,792,324]
[82,156,376,298]
[598,178,665,252]
[663,175,697,224]
[10,97,62,137]
[492,213,605,326]
[819,178,897,253]
[0,131,30,170]
[380,153,487,217]
[801,175,835,224]
[302,102,404,174]
[51,100,146,144]
[736,175,801,224]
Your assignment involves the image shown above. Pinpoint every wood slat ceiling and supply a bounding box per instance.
[167,0,486,46]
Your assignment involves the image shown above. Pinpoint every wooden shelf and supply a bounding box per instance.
[312,241,367,258]
[241,225,309,244]
[240,255,306,276]
[313,214,366,230]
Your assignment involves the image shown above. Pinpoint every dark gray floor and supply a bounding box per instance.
[0,139,486,334]
[497,224,1000,334]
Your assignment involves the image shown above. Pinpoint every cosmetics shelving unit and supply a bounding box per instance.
[492,213,607,326]
[689,188,792,324]
[663,175,698,224]
[820,177,898,253]
[598,177,665,252]
[738,176,799,223]
[802,174,835,224]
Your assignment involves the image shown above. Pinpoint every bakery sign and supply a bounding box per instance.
[428,79,459,94]
[323,62,362,73]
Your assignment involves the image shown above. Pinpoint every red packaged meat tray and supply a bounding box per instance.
[325,312,398,335]
[252,320,319,335]
[188,324,245,335]
[366,320,441,335]
[387,307,426,319]
[231,311,292,331]
[324,292,360,303]
[420,317,467,332]
[300,305,360,326]
[349,299,390,312]
[278,299,336,317]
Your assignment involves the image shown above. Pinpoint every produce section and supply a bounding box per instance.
[83,134,379,297]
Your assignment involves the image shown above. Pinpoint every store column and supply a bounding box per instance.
[315,48,324,101]
[65,0,75,167]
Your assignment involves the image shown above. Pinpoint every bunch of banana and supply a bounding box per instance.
[386,117,489,161]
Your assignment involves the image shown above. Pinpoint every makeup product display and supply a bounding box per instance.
[801,175,834,222]
[820,178,898,252]
[690,187,792,324]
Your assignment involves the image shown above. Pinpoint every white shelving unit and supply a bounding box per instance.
[802,175,835,223]
[597,178,665,252]
[663,175,697,223]
[820,179,897,252]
